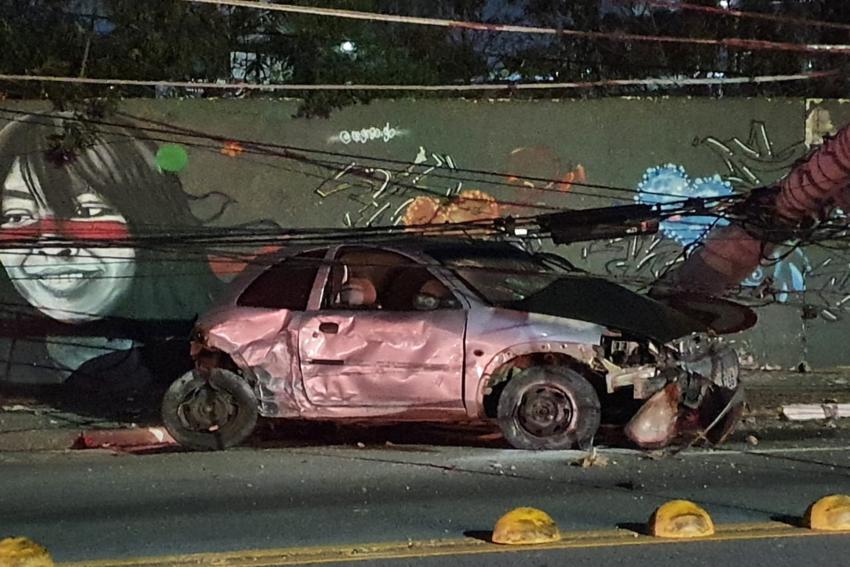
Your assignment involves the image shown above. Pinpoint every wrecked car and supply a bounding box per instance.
[161,238,747,451]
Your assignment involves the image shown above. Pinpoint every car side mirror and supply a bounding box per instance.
[413,293,441,311]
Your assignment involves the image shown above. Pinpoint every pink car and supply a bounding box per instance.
[162,239,746,451]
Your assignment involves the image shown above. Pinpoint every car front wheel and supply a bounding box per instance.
[497,366,601,450]
[162,368,258,450]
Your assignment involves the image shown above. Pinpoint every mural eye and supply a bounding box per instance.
[0,210,35,227]
[75,205,114,219]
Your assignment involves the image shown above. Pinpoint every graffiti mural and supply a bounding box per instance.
[635,165,734,246]
[330,122,404,145]
[0,96,847,384]
[504,145,586,197]
[578,233,685,285]
[698,121,808,190]
[696,121,816,308]
[315,144,585,228]
[576,121,822,318]
[314,146,466,227]
[0,112,230,393]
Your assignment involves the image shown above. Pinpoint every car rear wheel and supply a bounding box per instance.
[162,368,258,450]
[497,366,601,450]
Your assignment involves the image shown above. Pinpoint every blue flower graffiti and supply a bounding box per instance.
[742,248,811,304]
[635,163,808,303]
[635,164,733,247]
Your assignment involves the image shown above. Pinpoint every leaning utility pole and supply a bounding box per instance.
[653,123,850,297]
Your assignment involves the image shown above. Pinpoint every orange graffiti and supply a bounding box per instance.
[208,244,282,279]
[557,164,586,192]
[504,146,585,198]
[402,196,448,225]
[220,141,245,157]
[402,190,500,227]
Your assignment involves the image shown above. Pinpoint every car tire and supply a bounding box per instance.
[162,368,258,451]
[497,366,601,450]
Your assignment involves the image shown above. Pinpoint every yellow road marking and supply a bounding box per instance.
[59,522,850,567]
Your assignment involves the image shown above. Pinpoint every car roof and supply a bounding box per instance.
[215,237,532,304]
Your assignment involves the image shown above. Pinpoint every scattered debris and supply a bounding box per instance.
[625,384,681,448]
[1,405,44,413]
[73,427,177,452]
[574,447,610,468]
[782,403,850,421]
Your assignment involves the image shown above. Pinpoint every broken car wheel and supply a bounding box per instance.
[162,368,258,450]
[497,366,601,450]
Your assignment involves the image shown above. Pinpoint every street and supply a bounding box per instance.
[6,2,850,566]
[2,428,850,565]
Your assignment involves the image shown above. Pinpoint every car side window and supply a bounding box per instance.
[323,247,459,311]
[237,249,326,310]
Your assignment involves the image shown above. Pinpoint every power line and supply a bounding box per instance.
[0,106,747,206]
[112,109,763,203]
[0,112,830,249]
[184,0,850,55]
[0,70,837,92]
[630,0,850,34]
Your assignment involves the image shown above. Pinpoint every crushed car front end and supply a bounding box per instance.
[429,241,748,449]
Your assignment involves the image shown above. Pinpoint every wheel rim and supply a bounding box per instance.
[517,384,575,438]
[176,382,239,433]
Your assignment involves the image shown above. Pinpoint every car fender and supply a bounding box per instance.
[468,340,599,419]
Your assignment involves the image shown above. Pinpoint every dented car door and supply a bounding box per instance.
[298,246,467,412]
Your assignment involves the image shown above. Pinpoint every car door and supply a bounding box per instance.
[298,246,467,412]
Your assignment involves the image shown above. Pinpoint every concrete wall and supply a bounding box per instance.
[0,97,848,394]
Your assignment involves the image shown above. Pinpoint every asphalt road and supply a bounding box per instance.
[2,427,850,565]
[317,536,850,567]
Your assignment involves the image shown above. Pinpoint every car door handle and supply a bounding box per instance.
[319,322,339,334]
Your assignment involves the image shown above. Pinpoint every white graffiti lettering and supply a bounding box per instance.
[338,122,400,144]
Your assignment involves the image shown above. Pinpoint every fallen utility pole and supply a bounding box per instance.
[653,124,850,297]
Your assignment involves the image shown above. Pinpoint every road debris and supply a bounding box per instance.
[574,447,610,468]
[625,384,680,448]
[73,427,177,452]
[782,403,850,421]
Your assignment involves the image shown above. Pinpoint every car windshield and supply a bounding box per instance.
[429,246,566,305]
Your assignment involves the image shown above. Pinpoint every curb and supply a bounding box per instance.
[0,427,176,453]
[0,430,81,452]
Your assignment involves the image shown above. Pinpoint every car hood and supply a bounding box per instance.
[505,275,708,343]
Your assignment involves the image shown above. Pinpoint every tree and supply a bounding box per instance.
[1,0,849,115]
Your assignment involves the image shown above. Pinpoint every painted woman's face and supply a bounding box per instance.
[0,160,136,323]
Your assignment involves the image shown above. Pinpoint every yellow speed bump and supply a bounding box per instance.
[0,537,54,567]
[804,494,850,531]
[649,500,715,539]
[492,507,561,545]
